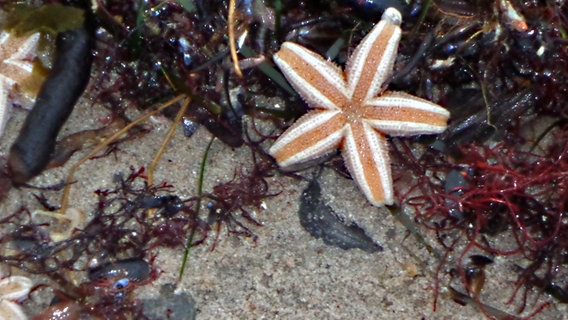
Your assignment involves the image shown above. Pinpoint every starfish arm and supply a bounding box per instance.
[342,122,394,206]
[0,276,33,300]
[346,8,402,102]
[274,42,349,111]
[269,110,345,167]
[363,91,450,136]
[6,33,40,73]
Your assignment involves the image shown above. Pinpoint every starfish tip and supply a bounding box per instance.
[276,41,299,54]
[382,7,402,26]
[273,42,298,66]
[370,198,394,207]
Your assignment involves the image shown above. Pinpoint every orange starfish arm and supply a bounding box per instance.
[269,110,346,167]
[346,9,402,102]
[273,42,349,111]
[342,122,393,205]
[364,91,450,136]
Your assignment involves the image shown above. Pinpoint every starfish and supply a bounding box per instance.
[0,273,32,319]
[0,30,41,138]
[269,8,450,206]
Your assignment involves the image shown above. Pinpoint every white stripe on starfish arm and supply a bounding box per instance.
[365,120,447,136]
[375,91,450,115]
[346,8,402,101]
[364,91,450,136]
[342,123,394,206]
[274,42,348,111]
[269,110,345,167]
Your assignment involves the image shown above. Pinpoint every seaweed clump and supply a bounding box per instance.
[89,0,286,147]
[0,167,206,318]
[0,148,279,317]
[388,0,568,317]
[203,143,280,247]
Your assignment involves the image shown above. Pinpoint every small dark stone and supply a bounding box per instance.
[89,258,150,283]
[298,179,382,253]
[142,283,197,320]
[469,254,494,266]
[182,118,199,137]
[139,195,184,217]
[342,0,410,19]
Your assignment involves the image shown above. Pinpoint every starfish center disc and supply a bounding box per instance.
[343,101,366,124]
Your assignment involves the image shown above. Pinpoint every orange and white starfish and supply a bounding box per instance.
[269,8,450,206]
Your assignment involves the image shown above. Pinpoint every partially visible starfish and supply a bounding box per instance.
[0,30,41,138]
[269,8,450,206]
[0,273,32,319]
